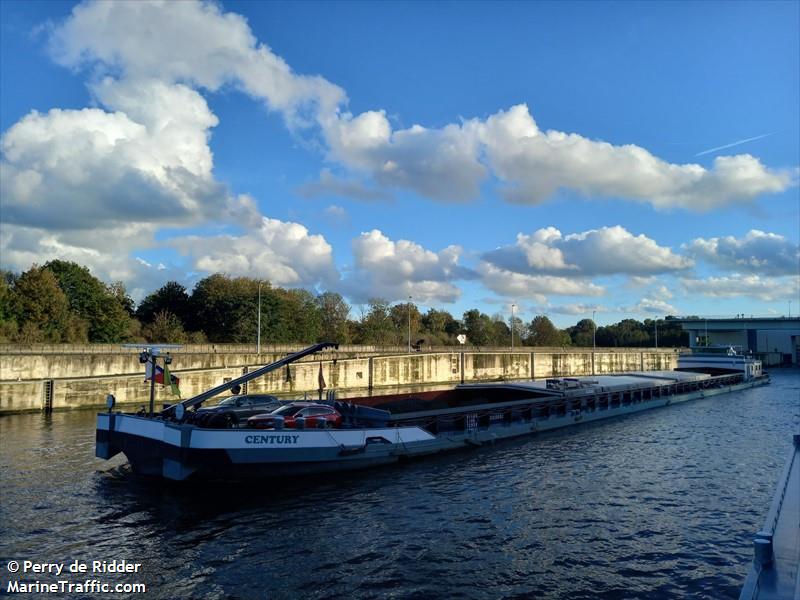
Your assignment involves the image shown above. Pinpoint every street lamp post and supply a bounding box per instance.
[654,319,658,348]
[511,304,516,350]
[407,296,412,353]
[592,310,596,351]
[257,282,263,354]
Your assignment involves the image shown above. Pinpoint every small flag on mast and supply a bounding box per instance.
[163,362,181,398]
[145,362,180,396]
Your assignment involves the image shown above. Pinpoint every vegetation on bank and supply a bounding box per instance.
[0,261,687,347]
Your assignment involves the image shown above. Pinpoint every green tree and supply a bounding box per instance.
[189,274,259,343]
[45,260,134,342]
[11,266,87,342]
[137,281,190,325]
[509,315,526,347]
[490,313,510,346]
[0,271,18,342]
[316,291,351,343]
[567,318,596,346]
[524,315,570,346]
[421,308,459,345]
[463,309,493,346]
[142,310,188,343]
[390,302,422,347]
[356,298,398,345]
[274,288,322,343]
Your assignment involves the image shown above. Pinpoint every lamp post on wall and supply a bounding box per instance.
[257,282,263,354]
[654,319,658,348]
[592,310,596,351]
[511,303,516,350]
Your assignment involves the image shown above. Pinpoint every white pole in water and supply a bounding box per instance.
[408,295,412,353]
[257,282,262,354]
[511,303,516,350]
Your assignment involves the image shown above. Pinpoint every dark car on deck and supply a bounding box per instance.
[193,394,281,428]
[247,402,342,430]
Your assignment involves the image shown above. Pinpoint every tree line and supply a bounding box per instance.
[0,261,687,347]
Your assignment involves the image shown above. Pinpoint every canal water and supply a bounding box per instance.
[1,371,798,599]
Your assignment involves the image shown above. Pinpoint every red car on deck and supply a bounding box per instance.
[247,402,342,430]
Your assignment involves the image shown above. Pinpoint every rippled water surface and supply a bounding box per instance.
[2,370,798,599]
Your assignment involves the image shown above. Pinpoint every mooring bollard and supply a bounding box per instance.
[753,532,773,566]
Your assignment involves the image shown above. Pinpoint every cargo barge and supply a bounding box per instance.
[96,343,768,481]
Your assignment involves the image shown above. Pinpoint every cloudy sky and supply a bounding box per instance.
[1,0,798,326]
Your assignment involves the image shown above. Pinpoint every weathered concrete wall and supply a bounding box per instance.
[464,352,531,381]
[0,352,342,381]
[0,380,44,413]
[371,353,462,387]
[247,357,373,395]
[594,352,643,374]
[533,352,593,378]
[0,348,682,414]
[643,352,678,371]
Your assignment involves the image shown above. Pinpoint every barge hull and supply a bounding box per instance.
[98,376,768,481]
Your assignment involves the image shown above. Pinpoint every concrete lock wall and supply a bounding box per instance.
[372,353,462,387]
[0,380,44,413]
[594,352,643,374]
[533,352,593,378]
[0,347,681,414]
[464,353,532,381]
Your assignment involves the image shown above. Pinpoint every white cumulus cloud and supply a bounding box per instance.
[680,275,799,302]
[477,261,604,301]
[483,225,691,277]
[477,104,794,210]
[342,230,475,303]
[172,217,338,287]
[684,230,799,276]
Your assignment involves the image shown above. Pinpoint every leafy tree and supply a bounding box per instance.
[189,274,259,343]
[0,271,18,342]
[524,315,570,346]
[390,302,422,347]
[463,309,494,346]
[316,291,351,343]
[356,298,399,345]
[567,318,596,346]
[274,288,322,343]
[421,308,459,345]
[509,315,526,347]
[137,281,190,325]
[490,313,511,346]
[11,267,87,342]
[648,318,686,346]
[142,310,188,343]
[45,260,134,342]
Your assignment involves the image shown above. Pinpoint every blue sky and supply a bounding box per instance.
[1,0,798,327]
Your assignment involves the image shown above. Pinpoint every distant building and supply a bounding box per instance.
[671,317,800,366]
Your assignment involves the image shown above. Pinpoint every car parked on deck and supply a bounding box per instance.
[247,402,342,429]
[193,394,281,428]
